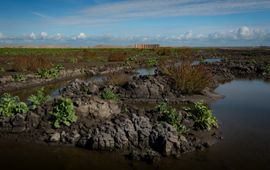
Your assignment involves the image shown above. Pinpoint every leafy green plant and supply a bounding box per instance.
[12,73,26,82]
[199,57,206,64]
[157,102,187,133]
[69,57,78,63]
[264,64,270,74]
[50,98,77,128]
[100,89,119,101]
[37,64,64,79]
[0,67,4,74]
[187,102,218,130]
[28,88,50,109]
[246,59,257,65]
[125,56,138,67]
[147,57,158,67]
[0,93,28,117]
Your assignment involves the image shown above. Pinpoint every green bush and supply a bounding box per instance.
[69,57,78,63]
[157,102,187,133]
[37,64,64,79]
[246,59,257,65]
[28,88,50,109]
[50,98,77,128]
[147,57,158,67]
[0,93,28,117]
[264,64,270,74]
[0,67,4,74]
[12,73,26,82]
[125,56,138,67]
[100,89,119,100]
[187,102,218,130]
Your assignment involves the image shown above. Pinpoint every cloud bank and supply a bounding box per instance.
[0,26,269,46]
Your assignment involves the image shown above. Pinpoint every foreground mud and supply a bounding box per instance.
[0,56,269,163]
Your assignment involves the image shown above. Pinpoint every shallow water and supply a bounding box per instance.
[1,79,270,169]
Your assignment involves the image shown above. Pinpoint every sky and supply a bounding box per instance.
[0,0,270,46]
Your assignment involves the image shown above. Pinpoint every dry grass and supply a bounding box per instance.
[107,72,129,86]
[160,58,213,94]
[108,52,127,62]
[13,56,52,72]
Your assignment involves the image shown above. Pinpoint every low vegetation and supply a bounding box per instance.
[264,64,270,74]
[50,98,77,128]
[160,59,213,94]
[12,73,26,82]
[0,93,28,117]
[107,72,129,86]
[108,52,127,62]
[28,88,50,109]
[37,64,64,79]
[100,89,119,101]
[12,56,52,72]
[157,102,187,133]
[147,57,158,67]
[186,102,218,130]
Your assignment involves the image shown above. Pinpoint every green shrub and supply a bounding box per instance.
[28,88,50,109]
[12,73,26,82]
[246,59,257,65]
[50,98,77,128]
[264,64,270,74]
[147,57,158,67]
[69,57,78,63]
[125,56,138,67]
[37,64,64,79]
[157,102,187,133]
[199,57,206,64]
[187,102,218,130]
[0,93,28,117]
[100,89,119,100]
[0,67,4,74]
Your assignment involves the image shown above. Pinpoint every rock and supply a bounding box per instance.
[50,132,61,142]
[90,132,115,150]
[26,112,40,129]
[12,114,25,127]
[76,96,121,118]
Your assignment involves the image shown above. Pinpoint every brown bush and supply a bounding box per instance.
[107,72,129,86]
[161,58,213,94]
[108,52,127,62]
[13,56,52,72]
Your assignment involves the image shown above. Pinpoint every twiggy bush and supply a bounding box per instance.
[107,73,129,86]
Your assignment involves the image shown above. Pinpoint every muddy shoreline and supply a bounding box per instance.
[0,57,269,163]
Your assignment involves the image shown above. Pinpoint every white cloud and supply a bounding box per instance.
[55,33,63,40]
[41,32,48,39]
[77,32,87,39]
[237,26,253,39]
[30,32,36,39]
[0,26,269,46]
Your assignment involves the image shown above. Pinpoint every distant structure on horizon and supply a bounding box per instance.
[134,44,160,49]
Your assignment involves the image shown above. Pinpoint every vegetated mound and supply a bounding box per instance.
[0,69,221,163]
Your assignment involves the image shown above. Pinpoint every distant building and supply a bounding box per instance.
[134,44,160,49]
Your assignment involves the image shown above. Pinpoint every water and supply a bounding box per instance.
[1,79,270,169]
[135,67,157,76]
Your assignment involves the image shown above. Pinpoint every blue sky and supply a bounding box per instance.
[0,0,270,46]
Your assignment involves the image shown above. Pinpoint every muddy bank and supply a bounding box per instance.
[0,72,222,163]
[0,65,127,93]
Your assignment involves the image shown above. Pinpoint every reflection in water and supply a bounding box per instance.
[136,67,157,76]
[0,80,270,169]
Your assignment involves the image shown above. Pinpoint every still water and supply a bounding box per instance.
[1,80,270,170]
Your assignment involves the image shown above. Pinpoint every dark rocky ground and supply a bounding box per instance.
[0,57,269,163]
